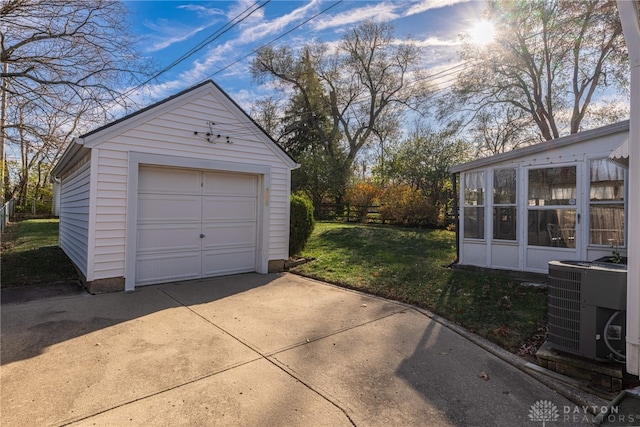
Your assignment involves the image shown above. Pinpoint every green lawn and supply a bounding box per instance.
[290,222,548,355]
[1,219,79,288]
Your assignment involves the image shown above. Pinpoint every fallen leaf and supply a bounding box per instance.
[478,371,490,381]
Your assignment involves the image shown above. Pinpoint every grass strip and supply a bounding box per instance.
[1,219,78,288]
[290,222,547,354]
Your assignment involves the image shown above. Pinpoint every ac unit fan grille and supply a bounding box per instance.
[548,267,581,351]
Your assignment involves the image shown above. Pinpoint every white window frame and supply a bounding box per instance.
[492,168,518,242]
[587,158,627,248]
[462,171,485,240]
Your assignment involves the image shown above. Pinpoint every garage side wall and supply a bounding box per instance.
[59,153,91,278]
[86,90,293,283]
[91,148,128,282]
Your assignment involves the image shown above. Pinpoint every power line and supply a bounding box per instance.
[156,1,271,81]
[124,0,270,98]
[206,0,343,80]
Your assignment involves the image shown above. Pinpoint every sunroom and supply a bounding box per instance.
[450,120,629,274]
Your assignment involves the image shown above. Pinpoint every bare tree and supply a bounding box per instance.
[470,106,541,157]
[250,96,284,139]
[439,0,628,141]
[1,0,152,203]
[252,21,430,203]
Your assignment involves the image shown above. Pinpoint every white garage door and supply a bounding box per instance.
[136,165,258,285]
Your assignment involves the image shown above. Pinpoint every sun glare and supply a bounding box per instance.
[468,20,496,46]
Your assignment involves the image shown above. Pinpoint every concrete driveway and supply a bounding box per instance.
[2,273,590,426]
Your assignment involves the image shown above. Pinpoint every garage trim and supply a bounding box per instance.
[125,151,271,291]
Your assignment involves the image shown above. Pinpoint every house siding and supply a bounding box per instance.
[59,153,91,277]
[87,90,292,281]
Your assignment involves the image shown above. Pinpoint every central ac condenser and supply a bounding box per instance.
[547,260,627,362]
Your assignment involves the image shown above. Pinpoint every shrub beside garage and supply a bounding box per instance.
[289,192,315,256]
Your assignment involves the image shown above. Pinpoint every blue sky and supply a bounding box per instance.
[123,0,487,110]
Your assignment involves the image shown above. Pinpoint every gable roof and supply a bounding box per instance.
[450,120,629,174]
[52,80,297,177]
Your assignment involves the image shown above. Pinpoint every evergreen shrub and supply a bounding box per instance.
[289,191,315,256]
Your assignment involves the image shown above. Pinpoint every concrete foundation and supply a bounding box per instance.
[84,277,125,294]
[268,259,286,272]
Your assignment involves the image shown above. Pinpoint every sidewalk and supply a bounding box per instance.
[1,273,612,426]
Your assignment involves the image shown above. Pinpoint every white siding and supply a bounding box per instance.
[59,153,91,277]
[457,125,628,273]
[92,149,128,280]
[87,88,292,282]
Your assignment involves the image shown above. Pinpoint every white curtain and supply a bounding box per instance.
[464,171,484,190]
[591,159,625,182]
[590,159,625,201]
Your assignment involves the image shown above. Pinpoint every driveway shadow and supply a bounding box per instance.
[394,312,575,426]
[0,272,281,365]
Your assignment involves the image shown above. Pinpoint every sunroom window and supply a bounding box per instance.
[589,159,625,246]
[463,171,484,239]
[493,168,517,240]
[527,166,576,248]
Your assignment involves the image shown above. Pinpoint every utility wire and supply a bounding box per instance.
[206,0,344,79]
[123,0,270,98]
[156,0,271,81]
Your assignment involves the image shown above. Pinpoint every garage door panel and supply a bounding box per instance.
[136,167,259,286]
[202,196,256,221]
[202,223,257,249]
[136,252,201,284]
[202,248,256,277]
[138,194,201,223]
[139,166,201,194]
[137,223,201,253]
[203,172,257,196]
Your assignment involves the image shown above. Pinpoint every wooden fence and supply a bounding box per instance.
[317,203,383,223]
[316,202,456,229]
[1,198,16,233]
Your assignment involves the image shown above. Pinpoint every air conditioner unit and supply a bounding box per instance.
[547,260,627,362]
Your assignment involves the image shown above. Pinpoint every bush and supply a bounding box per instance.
[345,182,381,222]
[15,200,53,215]
[289,192,315,256]
[379,184,439,227]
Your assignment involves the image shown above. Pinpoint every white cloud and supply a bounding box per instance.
[238,0,321,43]
[227,0,267,29]
[413,36,460,48]
[144,20,214,52]
[311,2,401,31]
[142,3,226,52]
[177,4,225,17]
[405,0,471,16]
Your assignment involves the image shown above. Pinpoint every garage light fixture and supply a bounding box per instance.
[194,121,233,144]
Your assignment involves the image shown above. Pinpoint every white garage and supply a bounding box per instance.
[51,80,298,293]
